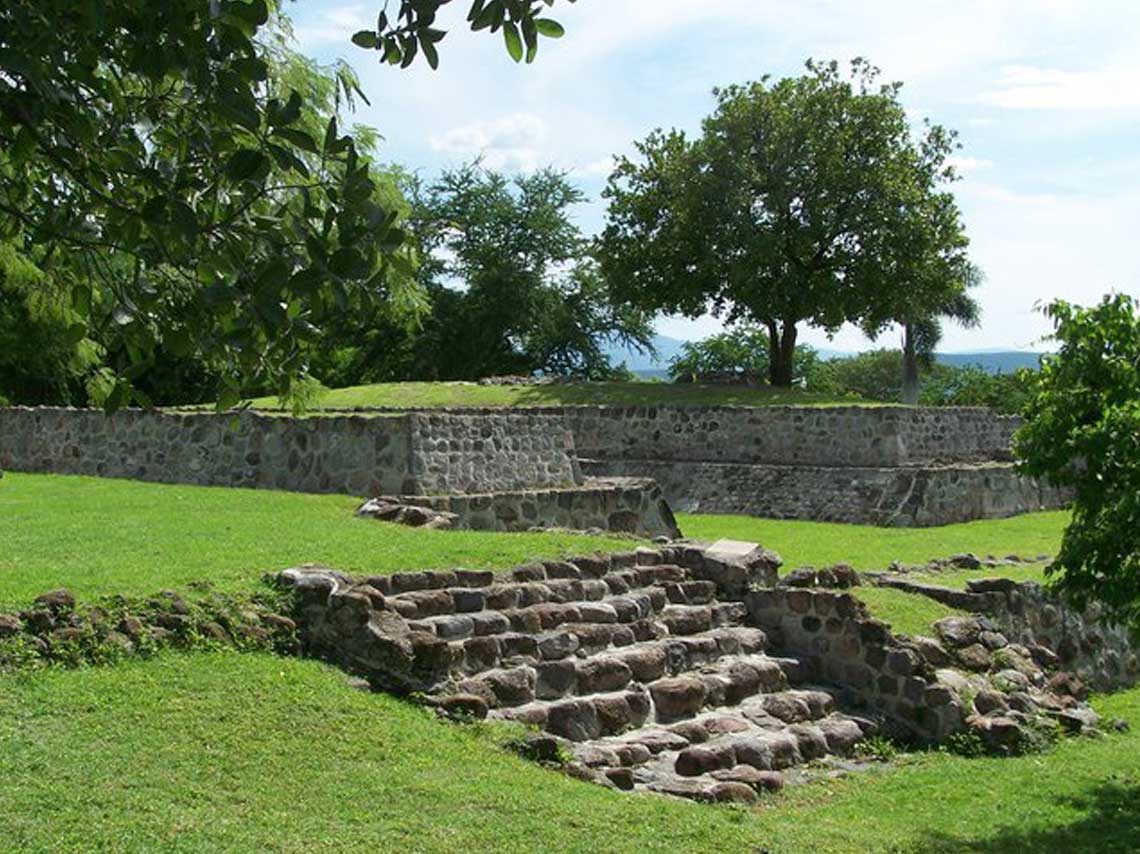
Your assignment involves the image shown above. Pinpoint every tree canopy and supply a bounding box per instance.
[403,163,651,380]
[598,59,973,387]
[0,0,574,409]
[1016,294,1140,631]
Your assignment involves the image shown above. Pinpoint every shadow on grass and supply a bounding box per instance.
[912,778,1140,853]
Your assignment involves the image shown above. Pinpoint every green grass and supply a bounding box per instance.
[1,650,1136,853]
[0,473,629,608]
[246,380,865,411]
[677,511,1067,570]
[854,587,967,637]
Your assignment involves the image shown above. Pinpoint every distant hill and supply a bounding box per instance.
[934,351,1043,373]
[604,336,1043,377]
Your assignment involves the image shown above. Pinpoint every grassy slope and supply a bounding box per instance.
[1,651,1136,853]
[247,380,865,410]
[678,512,1067,570]
[0,473,629,607]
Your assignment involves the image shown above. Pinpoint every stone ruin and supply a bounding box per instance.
[0,402,1067,532]
[278,540,1136,805]
[0,406,678,538]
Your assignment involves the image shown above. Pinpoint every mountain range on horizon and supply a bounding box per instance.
[605,335,1044,377]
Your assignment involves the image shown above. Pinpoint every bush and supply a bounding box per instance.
[669,325,822,387]
[1016,294,1140,630]
[668,325,771,382]
[805,348,1036,414]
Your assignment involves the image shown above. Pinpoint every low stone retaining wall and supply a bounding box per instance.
[583,459,1067,527]
[0,406,578,496]
[745,587,962,740]
[872,576,1139,693]
[372,478,680,539]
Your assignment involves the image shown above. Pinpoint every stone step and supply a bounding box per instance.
[364,550,671,600]
[390,567,712,623]
[568,699,874,803]
[489,652,797,736]
[405,588,745,653]
[447,622,770,693]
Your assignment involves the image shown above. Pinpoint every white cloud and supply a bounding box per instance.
[979,64,1140,110]
[291,3,369,50]
[429,113,549,172]
[948,156,995,174]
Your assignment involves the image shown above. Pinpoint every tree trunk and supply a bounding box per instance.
[765,320,781,386]
[769,321,798,387]
[902,323,920,405]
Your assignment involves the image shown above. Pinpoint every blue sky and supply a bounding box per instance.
[287,0,1140,352]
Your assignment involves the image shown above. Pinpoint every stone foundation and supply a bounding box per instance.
[0,406,578,496]
[583,459,1067,527]
[366,478,681,539]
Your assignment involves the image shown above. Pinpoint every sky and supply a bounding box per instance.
[286,0,1140,353]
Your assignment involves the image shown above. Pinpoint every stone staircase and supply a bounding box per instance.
[280,545,876,804]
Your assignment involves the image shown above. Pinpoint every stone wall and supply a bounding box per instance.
[550,405,1017,468]
[746,587,963,740]
[0,407,578,496]
[387,477,679,538]
[309,404,1052,527]
[270,404,1019,468]
[584,460,1067,527]
[958,579,1138,694]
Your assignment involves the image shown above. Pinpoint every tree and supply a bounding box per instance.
[1016,294,1140,630]
[404,163,651,380]
[0,0,573,409]
[859,163,981,404]
[0,241,104,404]
[599,60,962,387]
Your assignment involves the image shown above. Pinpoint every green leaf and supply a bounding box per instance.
[503,21,523,62]
[64,322,88,346]
[272,127,319,154]
[71,284,92,316]
[169,201,198,240]
[225,148,265,182]
[232,57,268,82]
[11,126,36,164]
[351,29,379,49]
[472,2,498,31]
[268,143,311,178]
[230,0,268,26]
[275,90,303,127]
[421,35,440,69]
[166,327,192,357]
[534,18,565,38]
[141,195,168,226]
[522,17,538,62]
[323,117,338,154]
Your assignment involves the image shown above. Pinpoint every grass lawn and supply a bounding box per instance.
[0,473,629,608]
[678,511,1068,570]
[246,380,865,411]
[0,650,1136,853]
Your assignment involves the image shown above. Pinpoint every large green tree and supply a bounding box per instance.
[1016,294,1140,631]
[599,60,966,387]
[0,0,573,408]
[404,163,652,380]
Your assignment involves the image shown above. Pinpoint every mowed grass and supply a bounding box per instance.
[678,511,1067,570]
[0,650,1137,853]
[0,473,630,607]
[247,380,865,411]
